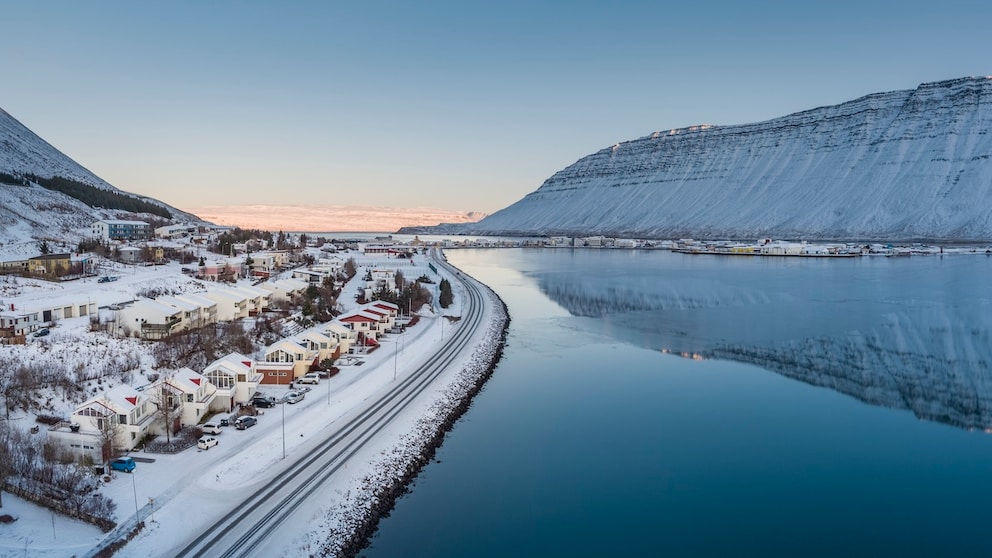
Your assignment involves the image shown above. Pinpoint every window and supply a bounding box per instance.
[118,414,127,425]
[187,394,194,403]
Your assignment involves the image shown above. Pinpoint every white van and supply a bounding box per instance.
[298,373,320,385]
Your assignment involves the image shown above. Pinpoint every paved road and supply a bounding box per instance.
[170,250,486,557]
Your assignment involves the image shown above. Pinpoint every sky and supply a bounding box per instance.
[2,0,991,217]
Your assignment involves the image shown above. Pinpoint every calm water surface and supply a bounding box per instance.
[360,249,992,557]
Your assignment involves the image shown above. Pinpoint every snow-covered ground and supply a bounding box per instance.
[0,250,507,557]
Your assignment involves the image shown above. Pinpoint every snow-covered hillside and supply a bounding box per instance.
[0,107,204,255]
[453,76,992,241]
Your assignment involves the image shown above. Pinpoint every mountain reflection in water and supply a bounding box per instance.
[532,250,992,430]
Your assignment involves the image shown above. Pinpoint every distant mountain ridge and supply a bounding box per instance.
[435,76,992,241]
[0,107,203,257]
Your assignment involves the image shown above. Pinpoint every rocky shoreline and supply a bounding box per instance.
[313,282,510,558]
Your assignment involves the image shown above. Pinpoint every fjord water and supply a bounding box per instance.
[360,248,992,557]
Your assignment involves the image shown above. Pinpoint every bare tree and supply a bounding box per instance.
[94,409,124,464]
[0,421,12,508]
[149,375,180,443]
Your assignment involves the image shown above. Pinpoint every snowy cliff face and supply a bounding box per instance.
[0,107,202,255]
[463,76,992,241]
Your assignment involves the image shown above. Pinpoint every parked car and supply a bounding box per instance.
[110,457,136,473]
[201,423,222,435]
[32,328,50,337]
[298,373,320,385]
[252,396,275,408]
[285,391,305,404]
[197,437,219,450]
[109,303,124,310]
[235,416,257,430]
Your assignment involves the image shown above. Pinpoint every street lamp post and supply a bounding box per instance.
[131,470,140,525]
[281,402,286,460]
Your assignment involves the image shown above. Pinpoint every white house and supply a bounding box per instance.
[118,299,183,339]
[202,353,262,411]
[52,385,156,462]
[259,278,309,302]
[161,368,217,427]
[0,309,42,340]
[202,288,251,321]
[220,284,270,315]
[157,295,206,331]
[173,293,219,326]
[154,224,198,239]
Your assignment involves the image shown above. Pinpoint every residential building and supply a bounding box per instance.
[202,353,262,411]
[337,309,383,347]
[50,385,156,461]
[258,278,308,302]
[118,299,183,339]
[158,295,207,330]
[92,220,151,241]
[27,253,72,276]
[295,330,339,362]
[262,339,315,380]
[0,309,41,341]
[154,224,198,239]
[202,288,251,321]
[161,368,217,427]
[323,323,356,355]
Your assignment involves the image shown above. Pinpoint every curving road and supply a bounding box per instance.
[171,250,486,557]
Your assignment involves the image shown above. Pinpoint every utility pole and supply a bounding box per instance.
[131,470,140,525]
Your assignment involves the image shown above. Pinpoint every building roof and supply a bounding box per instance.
[95,220,150,226]
[157,295,199,313]
[265,339,309,356]
[166,368,212,393]
[338,310,381,323]
[204,352,255,375]
[130,298,183,318]
[174,293,218,309]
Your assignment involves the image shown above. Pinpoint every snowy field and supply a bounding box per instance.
[0,249,506,557]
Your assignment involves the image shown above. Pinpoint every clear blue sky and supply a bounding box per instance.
[3,0,990,214]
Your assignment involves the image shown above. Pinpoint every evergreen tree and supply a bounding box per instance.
[439,278,453,308]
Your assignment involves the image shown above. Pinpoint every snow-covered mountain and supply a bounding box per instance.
[446,76,992,241]
[0,107,203,257]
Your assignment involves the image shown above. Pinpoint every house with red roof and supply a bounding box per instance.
[50,384,156,461]
[160,368,218,428]
[337,309,383,346]
[202,352,263,410]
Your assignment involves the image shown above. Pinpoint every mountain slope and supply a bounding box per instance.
[456,76,992,241]
[0,107,204,256]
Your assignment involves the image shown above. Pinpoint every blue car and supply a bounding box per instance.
[110,457,136,473]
